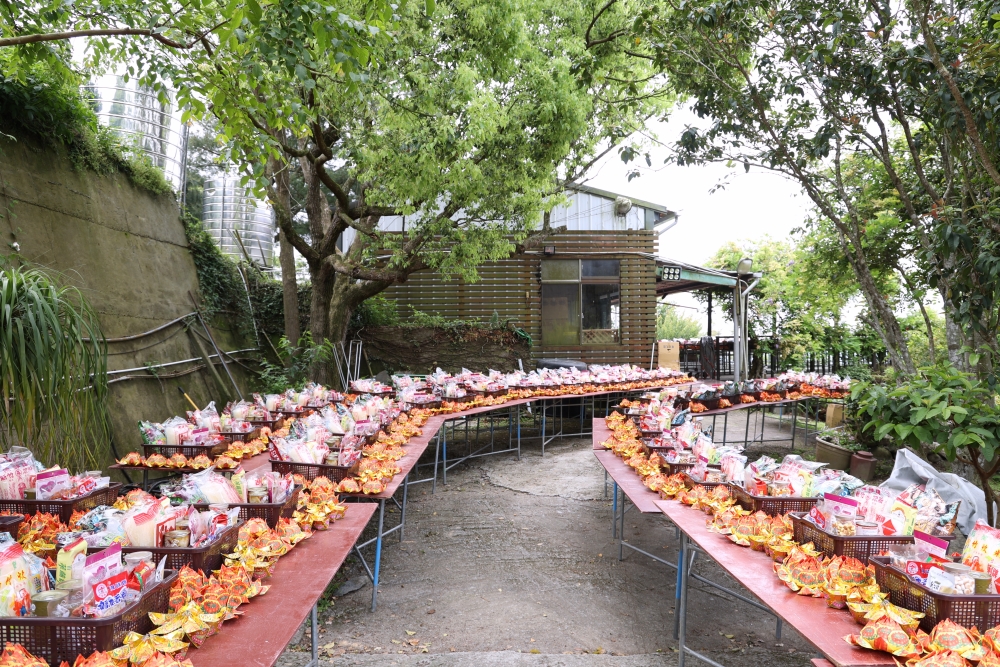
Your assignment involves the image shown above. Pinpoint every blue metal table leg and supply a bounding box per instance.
[432,431,440,494]
[400,473,409,542]
[612,481,618,538]
[517,404,521,460]
[442,422,448,485]
[674,532,684,639]
[370,499,386,612]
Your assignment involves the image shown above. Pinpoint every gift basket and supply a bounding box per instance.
[189,471,300,527]
[790,482,960,563]
[67,483,243,572]
[138,413,229,458]
[0,535,177,665]
[0,449,121,523]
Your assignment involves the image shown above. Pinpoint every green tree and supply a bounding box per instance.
[586,0,1000,380]
[656,303,702,340]
[175,0,672,382]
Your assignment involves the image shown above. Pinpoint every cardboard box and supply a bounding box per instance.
[825,403,845,428]
[658,340,680,371]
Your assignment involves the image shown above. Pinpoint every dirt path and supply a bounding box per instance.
[278,437,817,667]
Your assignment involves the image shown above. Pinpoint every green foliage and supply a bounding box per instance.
[0,262,110,471]
[253,334,336,393]
[180,211,249,326]
[854,367,1000,522]
[854,368,1000,462]
[656,304,702,340]
[350,295,399,328]
[0,58,172,196]
[243,268,311,339]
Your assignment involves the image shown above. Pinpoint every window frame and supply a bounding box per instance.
[540,259,622,346]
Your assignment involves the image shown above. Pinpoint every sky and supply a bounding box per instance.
[581,111,814,335]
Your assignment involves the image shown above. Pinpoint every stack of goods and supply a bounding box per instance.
[0,448,112,504]
[689,387,721,413]
[808,484,960,539]
[159,470,295,509]
[391,363,693,414]
[139,415,226,449]
[738,380,765,403]
[778,371,852,399]
[758,379,794,402]
[261,389,319,414]
[73,488,240,550]
[226,396,273,423]
[348,378,394,395]
[119,431,270,470]
[0,531,169,620]
[741,455,863,499]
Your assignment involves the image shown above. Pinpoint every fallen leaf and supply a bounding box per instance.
[427,609,435,614]
[530,638,535,642]
[408,639,419,646]
[322,643,337,650]
[725,634,734,639]
[390,640,400,645]
[498,589,502,592]
[449,647,455,652]
[530,649,540,654]
[406,631,416,636]
[443,634,448,637]
[595,647,605,654]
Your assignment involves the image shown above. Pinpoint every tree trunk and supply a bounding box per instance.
[832,224,916,374]
[309,262,335,384]
[942,292,966,369]
[268,155,300,351]
[278,228,300,346]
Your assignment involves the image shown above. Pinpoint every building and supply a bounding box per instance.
[377,184,679,366]
[88,74,188,191]
[201,175,274,266]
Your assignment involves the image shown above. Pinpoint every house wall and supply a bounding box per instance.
[382,229,656,367]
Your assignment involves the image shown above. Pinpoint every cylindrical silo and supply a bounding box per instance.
[202,175,274,266]
[87,74,188,192]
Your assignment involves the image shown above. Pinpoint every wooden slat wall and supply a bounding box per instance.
[381,230,656,366]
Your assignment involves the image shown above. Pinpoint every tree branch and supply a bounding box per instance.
[0,26,193,49]
[916,1,1000,188]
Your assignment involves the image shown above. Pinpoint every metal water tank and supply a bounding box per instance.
[87,74,188,192]
[202,175,274,266]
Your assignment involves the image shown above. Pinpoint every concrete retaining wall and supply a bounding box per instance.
[0,133,256,469]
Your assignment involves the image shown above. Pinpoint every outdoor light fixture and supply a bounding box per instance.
[737,257,753,275]
[543,245,556,255]
[660,266,681,281]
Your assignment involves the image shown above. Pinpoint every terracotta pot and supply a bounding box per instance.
[815,436,852,471]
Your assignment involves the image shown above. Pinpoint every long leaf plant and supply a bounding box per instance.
[0,263,110,471]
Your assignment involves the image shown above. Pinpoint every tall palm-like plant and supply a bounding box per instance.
[0,264,109,471]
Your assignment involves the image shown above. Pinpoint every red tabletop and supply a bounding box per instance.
[337,415,443,501]
[593,419,612,450]
[593,450,662,513]
[188,502,377,667]
[655,498,893,667]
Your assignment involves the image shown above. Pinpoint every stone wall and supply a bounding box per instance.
[356,325,531,375]
[0,133,256,470]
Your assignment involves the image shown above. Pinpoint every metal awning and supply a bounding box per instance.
[654,258,739,296]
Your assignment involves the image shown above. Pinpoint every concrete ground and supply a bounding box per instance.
[278,406,823,667]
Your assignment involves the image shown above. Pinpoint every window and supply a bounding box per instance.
[540,259,621,345]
